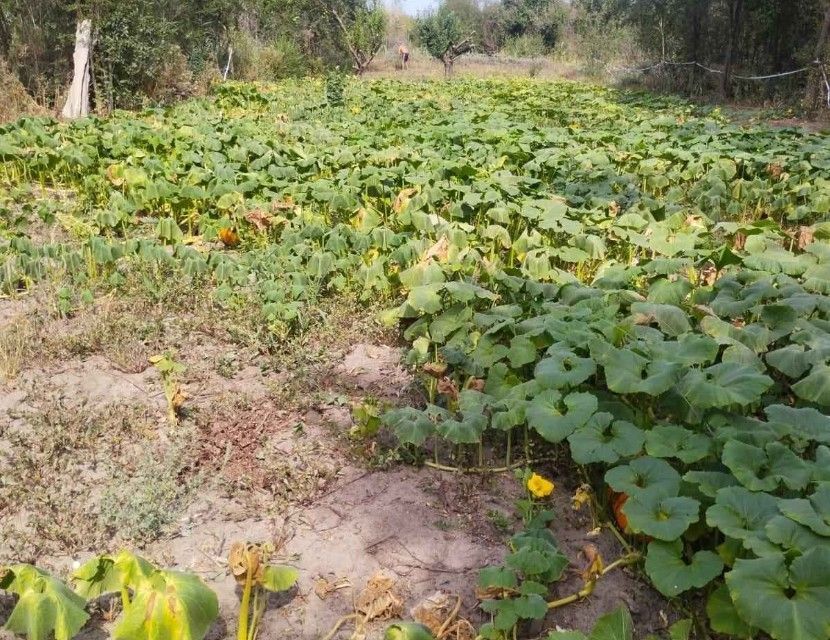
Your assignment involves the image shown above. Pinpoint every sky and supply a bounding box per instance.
[386,0,438,16]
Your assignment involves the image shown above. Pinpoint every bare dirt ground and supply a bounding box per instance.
[0,286,671,639]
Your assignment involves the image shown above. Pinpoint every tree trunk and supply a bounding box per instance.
[61,19,92,119]
[720,0,744,100]
[223,45,234,80]
[687,0,707,94]
[805,2,830,108]
[443,58,453,77]
[814,2,830,62]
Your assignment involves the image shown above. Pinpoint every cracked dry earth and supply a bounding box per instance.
[0,299,669,639]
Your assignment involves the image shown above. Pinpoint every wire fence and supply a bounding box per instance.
[610,58,830,107]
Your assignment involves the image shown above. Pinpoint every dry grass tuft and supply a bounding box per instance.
[0,58,47,123]
[0,318,33,382]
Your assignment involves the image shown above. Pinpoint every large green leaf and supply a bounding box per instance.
[676,362,773,408]
[382,407,435,446]
[113,570,218,640]
[480,594,548,631]
[568,412,644,464]
[644,424,711,463]
[630,302,691,337]
[793,364,830,406]
[644,540,723,597]
[399,261,446,289]
[545,606,634,640]
[722,440,812,491]
[588,606,634,640]
[706,584,754,638]
[477,567,518,590]
[527,390,598,442]
[764,404,830,445]
[601,348,681,396]
[260,565,298,592]
[73,551,155,599]
[2,565,89,640]
[604,456,680,498]
[726,549,830,640]
[706,486,779,546]
[682,470,738,498]
[778,483,830,536]
[534,347,596,389]
[621,492,700,540]
[765,515,830,555]
[436,413,487,444]
[406,284,444,314]
[507,334,538,368]
[767,345,813,378]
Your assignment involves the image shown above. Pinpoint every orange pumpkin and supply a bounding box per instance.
[218,226,240,247]
[612,491,629,531]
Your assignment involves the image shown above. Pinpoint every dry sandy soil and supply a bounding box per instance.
[0,289,671,640]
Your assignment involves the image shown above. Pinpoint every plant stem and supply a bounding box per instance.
[601,552,641,575]
[548,583,594,609]
[505,429,512,467]
[250,587,267,640]
[320,613,361,640]
[547,552,641,610]
[424,455,557,474]
[120,586,130,611]
[237,564,253,640]
[605,521,636,555]
[248,588,259,640]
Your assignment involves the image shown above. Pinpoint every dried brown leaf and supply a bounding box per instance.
[355,573,403,621]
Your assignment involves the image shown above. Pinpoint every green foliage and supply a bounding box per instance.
[414,8,463,61]
[227,542,298,640]
[98,435,197,542]
[546,605,634,640]
[645,540,723,598]
[326,69,346,106]
[5,78,830,640]
[73,550,218,640]
[231,33,310,81]
[342,0,386,73]
[1,565,89,640]
[478,511,567,638]
[725,548,830,640]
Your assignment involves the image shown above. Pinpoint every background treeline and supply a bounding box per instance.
[419,0,830,104]
[1,0,829,113]
[0,0,384,111]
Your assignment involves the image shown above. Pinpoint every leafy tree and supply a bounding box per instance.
[415,7,474,76]
[325,0,386,75]
[501,0,565,50]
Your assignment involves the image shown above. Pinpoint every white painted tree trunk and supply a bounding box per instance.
[61,19,92,119]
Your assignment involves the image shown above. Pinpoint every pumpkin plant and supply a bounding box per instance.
[149,352,185,426]
[227,542,298,640]
[0,564,89,640]
[72,550,218,640]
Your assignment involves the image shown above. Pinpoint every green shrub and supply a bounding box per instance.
[258,38,309,80]
[231,31,312,81]
[502,34,546,58]
[99,433,199,543]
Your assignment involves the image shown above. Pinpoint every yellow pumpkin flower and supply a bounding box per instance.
[527,473,555,498]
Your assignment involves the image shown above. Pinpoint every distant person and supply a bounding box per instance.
[398,42,410,71]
